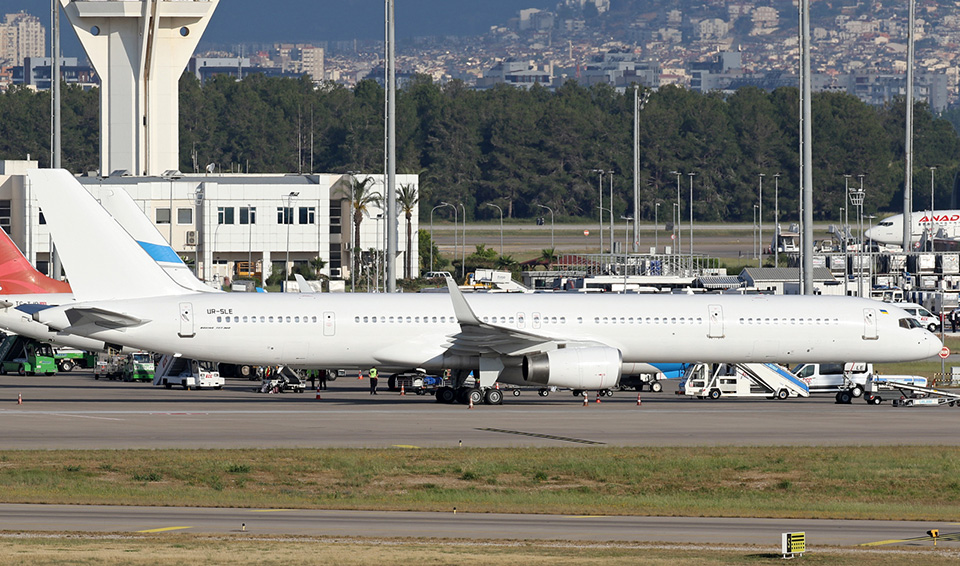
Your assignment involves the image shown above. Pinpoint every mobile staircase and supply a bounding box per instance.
[864,376,960,407]
[683,363,809,400]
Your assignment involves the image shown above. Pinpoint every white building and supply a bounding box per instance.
[0,12,45,67]
[0,161,419,287]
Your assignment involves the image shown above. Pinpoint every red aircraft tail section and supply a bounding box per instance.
[0,228,71,294]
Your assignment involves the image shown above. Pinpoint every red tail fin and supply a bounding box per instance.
[0,229,72,294]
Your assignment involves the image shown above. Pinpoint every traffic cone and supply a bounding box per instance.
[468,395,474,409]
[315,386,322,400]
[495,382,499,390]
[358,370,363,380]
[17,392,21,405]
[400,383,406,396]
[582,393,589,407]
[595,392,601,404]
[636,393,642,406]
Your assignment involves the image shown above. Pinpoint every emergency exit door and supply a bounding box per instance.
[178,303,195,337]
[708,304,724,338]
[323,312,336,336]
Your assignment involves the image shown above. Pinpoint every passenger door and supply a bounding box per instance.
[707,304,723,338]
[323,312,335,336]
[862,308,878,340]
[178,303,195,338]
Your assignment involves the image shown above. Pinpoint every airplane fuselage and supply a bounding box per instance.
[31,292,941,385]
[865,210,960,246]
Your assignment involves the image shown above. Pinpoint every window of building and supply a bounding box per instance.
[156,208,171,224]
[177,208,193,224]
[0,199,11,235]
[299,206,315,224]
[218,207,235,224]
[277,207,293,224]
[240,206,256,225]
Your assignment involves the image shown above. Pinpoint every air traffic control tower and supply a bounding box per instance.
[60,0,219,176]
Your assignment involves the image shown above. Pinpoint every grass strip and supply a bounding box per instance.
[0,535,953,566]
[0,447,959,521]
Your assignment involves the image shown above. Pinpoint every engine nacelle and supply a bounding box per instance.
[522,346,622,390]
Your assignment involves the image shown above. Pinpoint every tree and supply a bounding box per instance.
[397,183,419,279]
[334,175,381,283]
[539,247,558,270]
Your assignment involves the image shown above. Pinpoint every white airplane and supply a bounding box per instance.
[864,210,960,247]
[0,180,217,353]
[23,169,943,405]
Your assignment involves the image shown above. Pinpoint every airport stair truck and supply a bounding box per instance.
[682,363,809,400]
[153,355,224,390]
[0,336,57,376]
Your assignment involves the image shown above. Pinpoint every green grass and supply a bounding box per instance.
[1,447,959,521]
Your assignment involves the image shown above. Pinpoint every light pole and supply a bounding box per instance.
[537,204,555,250]
[347,171,359,293]
[671,170,682,257]
[592,169,605,255]
[753,205,758,260]
[620,215,633,268]
[485,203,503,256]
[441,201,457,279]
[458,202,466,280]
[930,167,937,243]
[608,171,615,258]
[430,203,448,273]
[841,207,847,296]
[758,173,764,268]
[773,173,780,266]
[374,213,384,292]
[849,180,865,296]
[654,202,660,253]
[688,172,695,268]
[285,191,299,291]
[672,202,679,265]
[247,203,254,286]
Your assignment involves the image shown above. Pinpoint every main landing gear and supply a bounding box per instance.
[435,386,503,405]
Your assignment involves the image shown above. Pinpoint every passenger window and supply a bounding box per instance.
[243,316,248,323]
[389,316,395,323]
[296,316,301,323]
[415,316,420,323]
[432,317,437,323]
[216,316,221,323]
[509,317,515,323]
[560,317,566,324]
[260,316,265,323]
[311,316,317,323]
[577,317,582,324]
[363,316,368,323]
[371,317,377,324]
[234,316,239,323]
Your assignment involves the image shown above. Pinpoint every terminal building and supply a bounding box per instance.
[0,160,419,287]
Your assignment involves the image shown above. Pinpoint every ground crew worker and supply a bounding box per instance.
[319,369,328,391]
[369,366,379,395]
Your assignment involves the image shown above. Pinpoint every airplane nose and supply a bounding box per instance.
[925,333,945,358]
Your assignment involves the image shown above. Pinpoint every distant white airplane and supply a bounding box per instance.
[23,169,943,405]
[864,210,960,247]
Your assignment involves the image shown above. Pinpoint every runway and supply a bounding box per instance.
[1,372,959,449]
[1,504,954,548]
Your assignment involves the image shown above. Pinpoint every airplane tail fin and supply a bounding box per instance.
[93,185,218,293]
[27,169,193,302]
[0,227,72,294]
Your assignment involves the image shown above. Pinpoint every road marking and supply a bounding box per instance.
[251,509,292,513]
[567,515,606,518]
[476,428,604,445]
[136,526,192,533]
[860,539,909,547]
[49,413,123,421]
[392,445,421,449]
[861,532,960,546]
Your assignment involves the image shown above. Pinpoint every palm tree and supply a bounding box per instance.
[397,183,419,279]
[335,176,381,283]
[539,247,558,270]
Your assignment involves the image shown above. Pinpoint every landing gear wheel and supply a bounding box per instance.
[776,388,789,400]
[512,389,521,396]
[850,385,864,398]
[634,384,644,392]
[455,387,472,404]
[484,388,504,405]
[572,389,583,397]
[468,389,483,406]
[708,389,721,400]
[601,389,613,397]
[538,388,550,397]
[436,386,456,404]
[387,375,397,391]
[838,391,853,404]
[650,381,663,393]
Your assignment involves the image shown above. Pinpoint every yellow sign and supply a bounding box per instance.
[782,531,805,555]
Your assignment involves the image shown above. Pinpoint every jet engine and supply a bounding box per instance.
[522,346,622,390]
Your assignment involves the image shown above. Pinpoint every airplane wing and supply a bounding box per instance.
[57,305,148,330]
[443,278,598,357]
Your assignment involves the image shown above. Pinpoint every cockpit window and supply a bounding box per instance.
[899,318,922,329]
